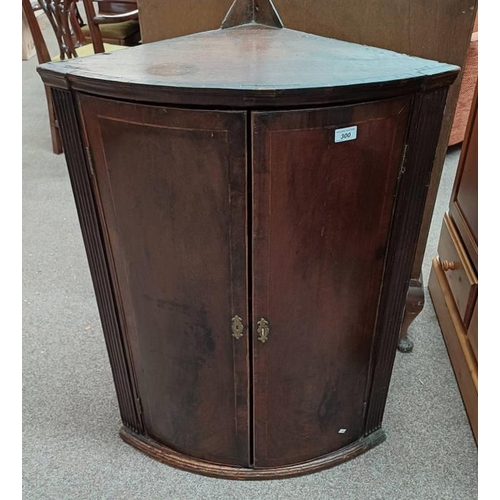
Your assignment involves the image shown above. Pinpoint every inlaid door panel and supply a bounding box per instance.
[252,98,410,467]
[79,96,250,466]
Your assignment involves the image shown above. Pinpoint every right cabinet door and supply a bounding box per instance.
[252,98,410,467]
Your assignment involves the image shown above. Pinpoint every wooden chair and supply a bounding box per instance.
[81,1,140,49]
[22,0,137,154]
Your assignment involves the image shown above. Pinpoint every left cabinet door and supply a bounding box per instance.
[79,95,250,466]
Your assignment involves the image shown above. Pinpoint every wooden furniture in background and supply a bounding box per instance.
[22,0,137,154]
[22,3,48,60]
[38,0,458,479]
[22,12,35,60]
[22,0,81,153]
[81,0,140,52]
[137,0,478,352]
[22,8,36,60]
[429,85,478,442]
[449,15,478,146]
[22,0,80,63]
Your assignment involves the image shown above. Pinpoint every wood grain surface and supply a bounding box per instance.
[52,88,143,433]
[134,0,477,329]
[251,97,410,467]
[43,4,458,476]
[467,301,478,360]
[437,214,477,327]
[137,0,476,61]
[38,25,457,108]
[429,258,478,442]
[449,86,478,271]
[79,95,250,466]
[120,426,386,479]
[364,88,449,434]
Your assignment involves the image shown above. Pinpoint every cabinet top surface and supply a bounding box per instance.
[39,25,459,107]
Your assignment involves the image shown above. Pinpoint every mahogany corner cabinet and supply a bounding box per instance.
[38,0,459,480]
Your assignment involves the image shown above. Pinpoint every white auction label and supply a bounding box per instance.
[334,126,358,143]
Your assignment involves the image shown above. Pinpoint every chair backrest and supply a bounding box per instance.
[97,1,137,15]
[81,0,139,54]
[22,0,50,64]
[22,0,101,62]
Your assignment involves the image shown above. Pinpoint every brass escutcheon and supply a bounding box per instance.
[231,315,245,339]
[257,318,270,344]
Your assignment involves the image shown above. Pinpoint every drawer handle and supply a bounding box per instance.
[257,318,270,344]
[231,315,245,339]
[442,260,457,272]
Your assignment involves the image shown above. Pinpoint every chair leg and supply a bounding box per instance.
[398,276,425,353]
[45,85,63,155]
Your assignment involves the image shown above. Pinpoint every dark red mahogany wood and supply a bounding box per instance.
[51,88,143,433]
[38,0,458,479]
[251,98,410,467]
[119,426,387,480]
[37,28,458,108]
[79,96,250,466]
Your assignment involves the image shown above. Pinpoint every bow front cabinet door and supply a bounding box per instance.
[251,98,410,467]
[79,96,251,466]
[78,94,411,469]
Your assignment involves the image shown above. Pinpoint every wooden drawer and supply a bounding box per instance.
[428,258,478,443]
[437,213,477,327]
[467,300,478,360]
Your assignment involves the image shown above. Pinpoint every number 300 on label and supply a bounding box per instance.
[334,126,358,143]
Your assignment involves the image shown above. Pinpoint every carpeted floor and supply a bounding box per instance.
[22,49,477,498]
